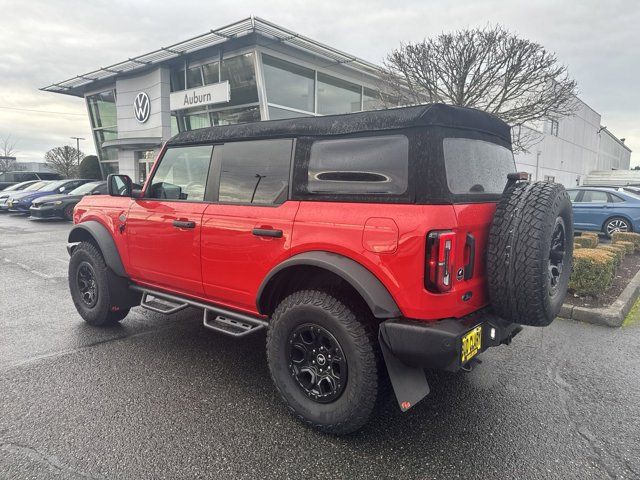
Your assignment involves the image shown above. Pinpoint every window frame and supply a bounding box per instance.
[142,144,216,203]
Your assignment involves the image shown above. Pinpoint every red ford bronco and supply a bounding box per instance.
[67,104,573,434]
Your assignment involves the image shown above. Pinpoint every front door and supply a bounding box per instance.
[572,189,610,230]
[200,139,297,314]
[126,145,214,297]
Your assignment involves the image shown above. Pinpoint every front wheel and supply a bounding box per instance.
[603,217,631,238]
[63,204,75,221]
[266,290,380,435]
[68,242,130,326]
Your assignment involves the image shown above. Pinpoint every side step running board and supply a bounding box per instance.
[203,310,265,337]
[132,286,268,337]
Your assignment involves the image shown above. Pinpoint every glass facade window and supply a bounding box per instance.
[87,89,118,164]
[101,162,119,176]
[179,110,211,131]
[170,70,185,92]
[211,106,260,126]
[363,87,384,111]
[262,54,315,113]
[268,106,313,120]
[187,66,203,89]
[202,62,220,85]
[221,53,259,106]
[317,73,361,115]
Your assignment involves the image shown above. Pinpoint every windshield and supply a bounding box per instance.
[45,180,69,191]
[443,138,516,195]
[69,182,101,195]
[2,181,31,192]
[24,181,50,192]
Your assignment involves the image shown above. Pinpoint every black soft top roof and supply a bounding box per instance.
[167,103,511,146]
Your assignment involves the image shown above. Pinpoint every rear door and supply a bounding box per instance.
[572,189,609,229]
[126,145,213,296]
[200,139,298,314]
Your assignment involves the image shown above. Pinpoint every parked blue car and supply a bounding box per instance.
[3,179,91,213]
[567,187,640,237]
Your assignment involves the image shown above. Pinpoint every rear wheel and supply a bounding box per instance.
[487,181,573,326]
[266,290,379,435]
[603,216,631,238]
[69,242,130,326]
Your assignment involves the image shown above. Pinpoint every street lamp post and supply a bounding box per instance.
[70,136,85,172]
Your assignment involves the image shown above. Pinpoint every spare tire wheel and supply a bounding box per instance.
[487,181,573,327]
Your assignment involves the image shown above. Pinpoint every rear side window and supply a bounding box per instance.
[444,138,515,195]
[580,190,608,203]
[218,139,292,205]
[307,135,408,195]
[567,190,580,201]
[148,145,213,201]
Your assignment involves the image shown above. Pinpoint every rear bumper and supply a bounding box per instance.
[379,310,522,372]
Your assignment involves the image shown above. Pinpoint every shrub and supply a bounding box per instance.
[581,232,599,247]
[574,242,582,250]
[574,236,597,248]
[611,232,640,251]
[612,240,635,254]
[598,246,623,267]
[569,249,615,296]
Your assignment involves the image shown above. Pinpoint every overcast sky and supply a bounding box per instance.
[0,0,637,164]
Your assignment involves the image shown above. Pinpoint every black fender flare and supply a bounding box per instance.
[67,221,127,277]
[257,251,401,319]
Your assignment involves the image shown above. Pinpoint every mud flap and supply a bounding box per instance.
[379,330,430,412]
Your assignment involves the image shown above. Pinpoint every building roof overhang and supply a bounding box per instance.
[41,16,384,98]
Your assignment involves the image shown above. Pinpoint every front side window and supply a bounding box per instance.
[443,138,515,195]
[148,146,213,201]
[307,135,409,195]
[218,139,292,205]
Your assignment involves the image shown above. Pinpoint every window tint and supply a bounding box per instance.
[148,146,213,201]
[581,190,608,203]
[567,190,580,201]
[308,135,408,195]
[443,138,515,195]
[218,139,292,205]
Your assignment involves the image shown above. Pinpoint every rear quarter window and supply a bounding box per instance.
[307,135,409,195]
[443,138,515,195]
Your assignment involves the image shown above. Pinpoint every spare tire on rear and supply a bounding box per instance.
[487,181,573,327]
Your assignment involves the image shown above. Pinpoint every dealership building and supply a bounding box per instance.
[43,16,631,185]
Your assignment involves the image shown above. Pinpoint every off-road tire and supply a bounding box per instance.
[266,289,380,435]
[68,242,130,326]
[487,181,573,326]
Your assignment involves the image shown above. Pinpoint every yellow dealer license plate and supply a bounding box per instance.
[461,325,482,364]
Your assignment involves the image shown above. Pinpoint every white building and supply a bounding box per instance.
[514,98,631,186]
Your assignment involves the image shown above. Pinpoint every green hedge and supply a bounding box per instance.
[574,242,583,250]
[611,232,640,251]
[569,249,615,296]
[598,245,624,267]
[574,236,597,248]
[581,232,599,247]
[613,240,635,254]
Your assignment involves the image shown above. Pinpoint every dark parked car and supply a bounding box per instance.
[4,179,92,213]
[567,186,640,236]
[0,171,62,191]
[30,181,107,220]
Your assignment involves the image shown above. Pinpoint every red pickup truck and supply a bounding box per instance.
[67,104,572,434]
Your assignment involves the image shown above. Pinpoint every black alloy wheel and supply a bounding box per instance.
[548,217,566,298]
[287,324,348,403]
[76,262,98,308]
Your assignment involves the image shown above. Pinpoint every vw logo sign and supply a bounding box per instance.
[133,92,150,123]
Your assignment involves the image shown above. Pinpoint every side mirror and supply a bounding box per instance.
[107,174,133,197]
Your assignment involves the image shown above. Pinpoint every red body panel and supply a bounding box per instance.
[200,202,299,313]
[74,194,497,322]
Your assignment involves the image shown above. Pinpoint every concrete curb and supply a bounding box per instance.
[559,266,640,327]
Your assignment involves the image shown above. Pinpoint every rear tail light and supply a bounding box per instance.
[425,231,456,292]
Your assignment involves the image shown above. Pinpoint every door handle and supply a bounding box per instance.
[173,220,196,229]
[252,228,283,238]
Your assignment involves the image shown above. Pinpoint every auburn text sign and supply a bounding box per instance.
[169,81,231,111]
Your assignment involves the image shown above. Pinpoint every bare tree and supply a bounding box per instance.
[0,135,18,172]
[382,26,578,151]
[44,146,84,178]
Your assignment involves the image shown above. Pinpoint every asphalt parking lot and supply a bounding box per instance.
[1,213,639,479]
